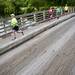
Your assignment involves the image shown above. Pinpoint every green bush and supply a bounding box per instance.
[20,7,38,13]
[39,7,49,11]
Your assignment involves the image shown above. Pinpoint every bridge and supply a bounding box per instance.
[0,8,75,75]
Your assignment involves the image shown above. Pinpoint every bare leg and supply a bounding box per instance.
[18,30,24,35]
[11,30,16,40]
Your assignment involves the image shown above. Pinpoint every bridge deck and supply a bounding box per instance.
[0,14,75,75]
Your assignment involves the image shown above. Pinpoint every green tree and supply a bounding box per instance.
[67,0,75,6]
[0,0,75,17]
[0,0,15,17]
[4,0,15,16]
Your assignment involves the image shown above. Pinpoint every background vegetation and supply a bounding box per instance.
[0,0,75,17]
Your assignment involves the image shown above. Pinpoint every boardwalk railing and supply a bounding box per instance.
[0,7,75,37]
[0,11,49,36]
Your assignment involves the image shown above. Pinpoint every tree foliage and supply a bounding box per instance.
[0,0,75,17]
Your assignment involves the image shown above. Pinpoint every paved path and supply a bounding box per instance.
[0,13,75,75]
[16,17,75,75]
[0,16,75,75]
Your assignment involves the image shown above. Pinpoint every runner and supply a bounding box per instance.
[11,14,24,40]
[56,7,61,19]
[64,4,69,14]
[48,7,53,19]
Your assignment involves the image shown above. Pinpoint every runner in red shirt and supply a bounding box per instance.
[48,7,53,19]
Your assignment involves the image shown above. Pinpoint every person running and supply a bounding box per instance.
[64,4,69,14]
[61,7,64,16]
[10,14,24,40]
[56,7,61,19]
[48,7,53,19]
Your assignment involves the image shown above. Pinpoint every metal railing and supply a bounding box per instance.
[0,7,75,37]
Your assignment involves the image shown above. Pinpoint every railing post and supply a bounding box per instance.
[43,10,45,21]
[72,7,74,13]
[20,17,23,28]
[72,7,73,13]
[34,13,37,22]
[69,7,71,13]
[3,20,6,34]
[2,20,7,38]
[74,7,75,12]
[71,7,72,13]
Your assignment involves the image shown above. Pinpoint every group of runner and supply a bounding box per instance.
[10,4,69,40]
[48,4,69,19]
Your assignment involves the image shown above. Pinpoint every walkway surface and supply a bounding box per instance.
[16,17,75,75]
[0,14,75,75]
